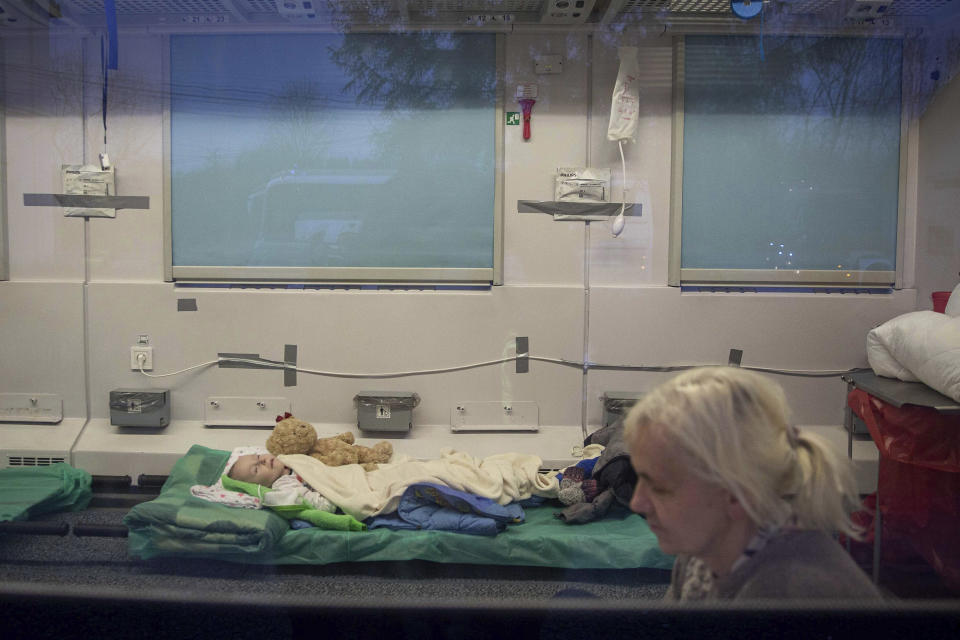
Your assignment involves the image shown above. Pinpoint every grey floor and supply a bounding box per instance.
[0,505,671,603]
[4,504,958,640]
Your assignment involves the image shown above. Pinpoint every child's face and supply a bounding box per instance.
[229,453,287,486]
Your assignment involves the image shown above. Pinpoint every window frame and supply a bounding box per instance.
[0,82,7,283]
[668,35,909,289]
[162,32,505,286]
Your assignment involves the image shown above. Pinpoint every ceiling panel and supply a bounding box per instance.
[0,0,955,29]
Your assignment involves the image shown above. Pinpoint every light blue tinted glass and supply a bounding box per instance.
[170,33,496,269]
[681,36,901,272]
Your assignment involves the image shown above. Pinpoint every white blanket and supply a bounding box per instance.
[866,310,960,402]
[278,449,560,521]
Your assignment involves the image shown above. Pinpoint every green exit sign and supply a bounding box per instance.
[506,112,520,126]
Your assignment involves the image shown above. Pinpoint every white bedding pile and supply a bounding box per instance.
[279,449,560,521]
[867,287,960,402]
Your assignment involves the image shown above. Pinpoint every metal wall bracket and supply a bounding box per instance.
[728,348,743,367]
[516,336,529,373]
[218,353,276,370]
[518,200,640,220]
[217,345,298,387]
[204,396,291,427]
[451,401,539,432]
[284,344,298,387]
[24,193,150,217]
[0,393,63,424]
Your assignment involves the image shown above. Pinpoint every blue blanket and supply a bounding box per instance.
[366,483,525,536]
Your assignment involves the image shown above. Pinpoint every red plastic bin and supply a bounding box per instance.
[847,389,960,591]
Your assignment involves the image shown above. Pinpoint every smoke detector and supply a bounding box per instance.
[540,0,596,24]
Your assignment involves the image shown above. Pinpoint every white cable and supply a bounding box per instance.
[212,356,529,379]
[611,140,627,237]
[138,359,220,378]
[136,354,861,381]
[741,365,864,378]
[529,355,579,366]
[216,357,285,370]
[620,139,627,204]
[296,355,525,379]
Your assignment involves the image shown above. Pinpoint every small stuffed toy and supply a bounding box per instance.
[267,413,393,471]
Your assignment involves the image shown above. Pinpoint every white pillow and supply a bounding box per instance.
[945,282,960,317]
[867,310,960,402]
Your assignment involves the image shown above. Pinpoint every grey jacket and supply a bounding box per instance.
[666,529,884,601]
[556,420,637,524]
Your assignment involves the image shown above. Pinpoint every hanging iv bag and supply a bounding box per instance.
[607,46,639,236]
[607,46,640,142]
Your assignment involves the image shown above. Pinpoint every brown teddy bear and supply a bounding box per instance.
[265,413,317,455]
[266,413,392,471]
[309,431,393,471]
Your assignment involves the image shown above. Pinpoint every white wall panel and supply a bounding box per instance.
[85,35,166,282]
[503,33,588,286]
[4,35,85,281]
[588,39,673,286]
[586,286,918,426]
[0,282,86,416]
[916,72,960,306]
[0,29,935,478]
[85,283,585,434]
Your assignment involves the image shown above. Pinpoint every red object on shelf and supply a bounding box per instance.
[846,389,960,592]
[519,98,535,141]
[932,291,951,313]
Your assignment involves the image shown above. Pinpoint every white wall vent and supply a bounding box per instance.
[6,455,67,467]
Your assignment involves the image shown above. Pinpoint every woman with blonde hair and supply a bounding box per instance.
[623,366,882,601]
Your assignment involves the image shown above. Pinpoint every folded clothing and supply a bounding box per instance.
[367,482,525,536]
[557,421,636,524]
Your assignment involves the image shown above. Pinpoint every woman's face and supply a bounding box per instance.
[627,427,735,562]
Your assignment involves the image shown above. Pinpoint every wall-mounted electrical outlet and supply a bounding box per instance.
[130,346,154,371]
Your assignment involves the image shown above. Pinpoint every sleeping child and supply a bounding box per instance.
[193,444,560,527]
[189,446,365,530]
[227,451,336,513]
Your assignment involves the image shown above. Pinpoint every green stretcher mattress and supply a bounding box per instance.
[0,463,92,522]
[124,444,674,569]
